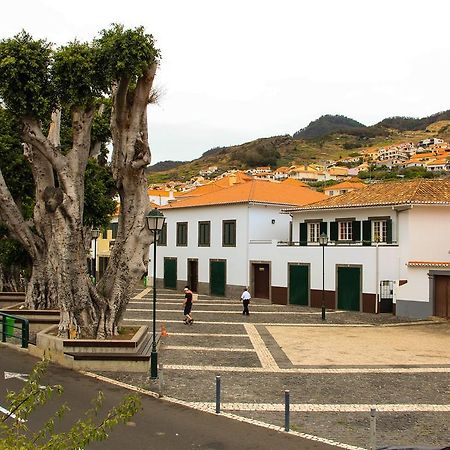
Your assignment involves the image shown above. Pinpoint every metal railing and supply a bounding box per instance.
[0,312,29,348]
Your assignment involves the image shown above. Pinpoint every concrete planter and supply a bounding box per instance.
[30,325,153,372]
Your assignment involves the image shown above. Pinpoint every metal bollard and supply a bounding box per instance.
[215,376,221,414]
[369,407,376,450]
[284,390,290,432]
[158,363,164,397]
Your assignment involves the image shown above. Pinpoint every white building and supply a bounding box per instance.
[151,179,450,319]
[150,180,325,298]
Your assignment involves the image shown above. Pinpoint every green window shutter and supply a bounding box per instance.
[386,218,393,243]
[320,222,328,236]
[330,222,338,242]
[299,223,307,246]
[352,220,361,242]
[362,220,371,246]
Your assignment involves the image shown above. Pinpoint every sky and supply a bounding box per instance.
[2,0,450,164]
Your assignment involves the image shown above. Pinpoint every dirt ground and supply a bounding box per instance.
[267,323,450,366]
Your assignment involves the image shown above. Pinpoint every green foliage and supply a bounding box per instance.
[377,110,450,131]
[52,41,102,108]
[84,159,117,229]
[235,144,280,168]
[0,360,141,449]
[0,108,34,216]
[293,115,366,140]
[0,31,55,120]
[96,24,160,85]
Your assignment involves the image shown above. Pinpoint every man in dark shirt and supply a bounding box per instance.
[183,286,194,325]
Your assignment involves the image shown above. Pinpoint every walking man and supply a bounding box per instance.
[241,287,251,316]
[183,286,194,325]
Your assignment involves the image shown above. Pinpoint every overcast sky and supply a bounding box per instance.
[3,0,450,163]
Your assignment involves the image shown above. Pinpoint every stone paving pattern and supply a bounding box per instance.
[97,288,450,449]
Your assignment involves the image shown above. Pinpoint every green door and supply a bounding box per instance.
[337,266,361,311]
[210,260,226,296]
[289,264,309,305]
[164,258,177,289]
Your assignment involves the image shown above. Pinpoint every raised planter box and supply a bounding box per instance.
[30,324,155,372]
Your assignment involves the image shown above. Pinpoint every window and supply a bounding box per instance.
[198,221,211,247]
[111,222,118,239]
[222,220,236,247]
[176,222,188,246]
[338,221,352,241]
[372,220,387,243]
[158,223,167,246]
[308,222,320,243]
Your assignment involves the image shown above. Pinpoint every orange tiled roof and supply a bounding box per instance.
[281,178,308,187]
[160,180,325,210]
[324,180,366,191]
[215,172,252,187]
[177,182,226,197]
[283,179,450,212]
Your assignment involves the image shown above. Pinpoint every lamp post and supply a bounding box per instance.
[91,228,100,284]
[146,208,166,380]
[318,232,328,321]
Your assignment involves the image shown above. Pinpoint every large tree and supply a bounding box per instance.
[0,25,159,338]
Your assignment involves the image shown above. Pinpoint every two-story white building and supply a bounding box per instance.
[151,179,450,319]
[277,179,450,318]
[150,180,325,298]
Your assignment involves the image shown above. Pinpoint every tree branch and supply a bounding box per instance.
[129,64,157,134]
[22,117,66,172]
[0,168,39,258]
[112,76,130,129]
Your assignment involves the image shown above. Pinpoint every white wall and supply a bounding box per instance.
[249,241,399,294]
[248,204,291,241]
[151,204,250,287]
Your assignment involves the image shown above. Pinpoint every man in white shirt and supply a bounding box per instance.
[241,288,251,316]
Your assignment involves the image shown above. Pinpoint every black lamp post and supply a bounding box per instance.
[146,208,166,380]
[318,232,328,321]
[91,228,100,284]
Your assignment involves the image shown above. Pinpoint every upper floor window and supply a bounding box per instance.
[338,221,352,241]
[158,223,167,246]
[222,220,236,247]
[308,222,320,243]
[111,222,118,239]
[198,221,211,247]
[176,222,188,246]
[372,220,387,243]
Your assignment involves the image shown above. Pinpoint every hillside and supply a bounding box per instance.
[292,115,366,139]
[147,111,450,183]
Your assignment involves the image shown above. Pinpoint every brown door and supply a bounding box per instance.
[253,263,270,299]
[188,260,198,292]
[434,275,450,318]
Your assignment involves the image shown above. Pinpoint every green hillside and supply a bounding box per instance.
[147,112,450,184]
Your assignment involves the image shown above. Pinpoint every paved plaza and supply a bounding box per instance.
[97,287,450,449]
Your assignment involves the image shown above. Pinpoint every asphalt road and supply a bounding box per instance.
[0,346,335,449]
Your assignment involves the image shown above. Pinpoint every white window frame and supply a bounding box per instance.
[338,221,352,241]
[308,222,320,243]
[372,220,387,243]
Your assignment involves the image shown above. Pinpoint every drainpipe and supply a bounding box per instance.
[375,239,379,314]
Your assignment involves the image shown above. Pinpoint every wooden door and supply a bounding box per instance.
[210,260,226,296]
[289,264,309,305]
[164,257,177,289]
[434,275,450,318]
[337,266,361,311]
[188,260,198,292]
[253,263,270,299]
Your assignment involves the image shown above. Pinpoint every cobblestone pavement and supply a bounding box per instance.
[97,288,450,449]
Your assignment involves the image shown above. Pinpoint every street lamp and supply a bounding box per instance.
[146,208,166,380]
[91,228,100,284]
[318,232,328,321]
